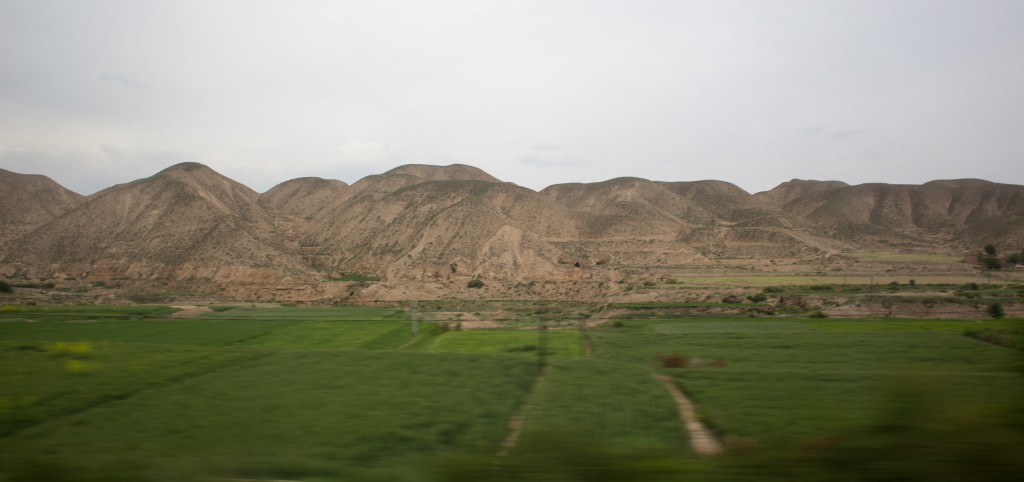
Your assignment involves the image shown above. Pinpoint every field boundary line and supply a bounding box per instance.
[654,374,723,455]
[497,366,548,456]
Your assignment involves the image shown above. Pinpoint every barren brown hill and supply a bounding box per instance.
[259,177,348,219]
[775,179,1024,251]
[2,162,1023,302]
[542,177,844,262]
[2,162,317,289]
[0,168,84,256]
[752,179,850,209]
[300,166,579,282]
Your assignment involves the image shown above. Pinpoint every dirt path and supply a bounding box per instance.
[497,366,548,456]
[654,375,723,455]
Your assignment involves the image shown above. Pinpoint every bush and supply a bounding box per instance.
[127,293,168,304]
[747,293,767,303]
[987,302,1006,319]
[0,280,11,293]
[982,256,1002,270]
[467,278,485,289]
[657,353,687,368]
[984,244,997,255]
[807,310,828,318]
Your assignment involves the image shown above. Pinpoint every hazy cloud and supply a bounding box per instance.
[831,129,865,140]
[99,72,151,89]
[798,126,828,138]
[519,153,583,168]
[336,140,401,166]
[1,0,1022,194]
[530,142,562,152]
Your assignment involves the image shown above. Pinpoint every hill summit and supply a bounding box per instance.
[1,162,1022,302]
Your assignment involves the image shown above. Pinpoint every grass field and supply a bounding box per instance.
[1,305,1022,481]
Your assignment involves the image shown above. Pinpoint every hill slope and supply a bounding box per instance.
[2,162,1023,301]
[2,163,318,293]
[0,168,83,257]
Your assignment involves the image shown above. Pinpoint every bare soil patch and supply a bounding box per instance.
[169,306,214,318]
[654,374,723,455]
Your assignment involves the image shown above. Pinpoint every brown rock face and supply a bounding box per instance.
[259,177,349,219]
[2,162,316,285]
[2,162,1023,302]
[0,168,84,257]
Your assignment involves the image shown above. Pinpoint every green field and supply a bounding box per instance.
[1,304,1022,481]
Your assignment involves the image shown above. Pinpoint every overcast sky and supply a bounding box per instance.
[1,0,1022,195]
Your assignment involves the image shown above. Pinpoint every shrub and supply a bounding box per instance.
[747,293,767,303]
[987,302,1006,319]
[984,243,997,255]
[807,310,828,318]
[127,293,168,304]
[0,280,10,293]
[657,353,687,368]
[982,256,1002,270]
[466,278,485,289]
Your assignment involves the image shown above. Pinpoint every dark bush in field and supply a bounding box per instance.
[987,302,1006,319]
[657,353,687,368]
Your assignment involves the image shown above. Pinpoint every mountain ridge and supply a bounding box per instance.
[2,162,1022,302]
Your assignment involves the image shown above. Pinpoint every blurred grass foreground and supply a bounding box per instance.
[0,305,1022,481]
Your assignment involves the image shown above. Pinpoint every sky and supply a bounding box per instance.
[1,0,1022,195]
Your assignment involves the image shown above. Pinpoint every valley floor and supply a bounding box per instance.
[0,303,1021,481]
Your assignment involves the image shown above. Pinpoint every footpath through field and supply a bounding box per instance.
[654,374,723,455]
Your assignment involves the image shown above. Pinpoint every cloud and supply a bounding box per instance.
[831,129,865,140]
[336,140,401,166]
[99,72,151,89]
[796,126,865,141]
[0,143,192,194]
[530,142,562,151]
[797,126,827,138]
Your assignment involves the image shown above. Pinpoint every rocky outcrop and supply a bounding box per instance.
[2,162,1023,301]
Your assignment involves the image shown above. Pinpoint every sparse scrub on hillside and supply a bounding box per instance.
[126,292,170,304]
[1007,252,1024,265]
[328,272,380,282]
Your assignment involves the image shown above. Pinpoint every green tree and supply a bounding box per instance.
[983,256,1003,270]
[984,244,997,255]
[987,302,1006,319]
